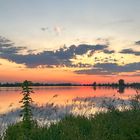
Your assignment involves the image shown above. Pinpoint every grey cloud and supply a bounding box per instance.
[76,68,111,75]
[1,35,140,75]
[95,63,140,73]
[0,36,108,67]
[0,36,26,54]
[103,49,115,54]
[72,44,107,55]
[41,27,49,31]
[41,26,65,36]
[75,62,140,75]
[135,41,140,45]
[120,48,140,56]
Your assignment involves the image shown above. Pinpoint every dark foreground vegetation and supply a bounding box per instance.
[1,80,140,140]
[2,110,140,140]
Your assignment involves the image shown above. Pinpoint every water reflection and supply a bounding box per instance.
[117,86,125,94]
[0,86,139,135]
[0,86,139,114]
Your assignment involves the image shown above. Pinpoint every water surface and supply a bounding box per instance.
[0,86,138,114]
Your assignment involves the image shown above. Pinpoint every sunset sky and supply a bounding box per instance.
[0,0,140,83]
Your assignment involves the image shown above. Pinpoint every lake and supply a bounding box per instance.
[0,86,139,135]
[0,86,138,114]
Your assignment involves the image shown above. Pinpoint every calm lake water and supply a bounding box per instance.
[0,86,138,114]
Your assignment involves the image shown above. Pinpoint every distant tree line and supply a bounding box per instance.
[0,82,75,87]
[92,79,140,89]
[0,79,140,89]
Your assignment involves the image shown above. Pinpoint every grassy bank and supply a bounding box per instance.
[2,109,140,140]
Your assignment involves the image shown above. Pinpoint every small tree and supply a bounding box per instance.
[118,79,125,86]
[20,80,34,139]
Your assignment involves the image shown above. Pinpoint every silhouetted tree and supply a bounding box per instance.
[118,79,125,86]
[93,82,96,86]
[20,80,34,140]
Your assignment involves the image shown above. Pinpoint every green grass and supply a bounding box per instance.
[2,109,140,140]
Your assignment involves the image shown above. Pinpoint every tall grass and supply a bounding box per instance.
[2,110,140,140]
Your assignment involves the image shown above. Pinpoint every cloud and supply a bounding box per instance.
[0,36,108,68]
[41,27,49,32]
[73,44,107,55]
[0,36,26,54]
[54,26,61,35]
[0,35,140,76]
[54,26,65,36]
[75,68,111,75]
[95,38,110,46]
[135,41,140,45]
[75,62,140,75]
[120,48,140,56]
[40,26,65,36]
[103,49,115,54]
